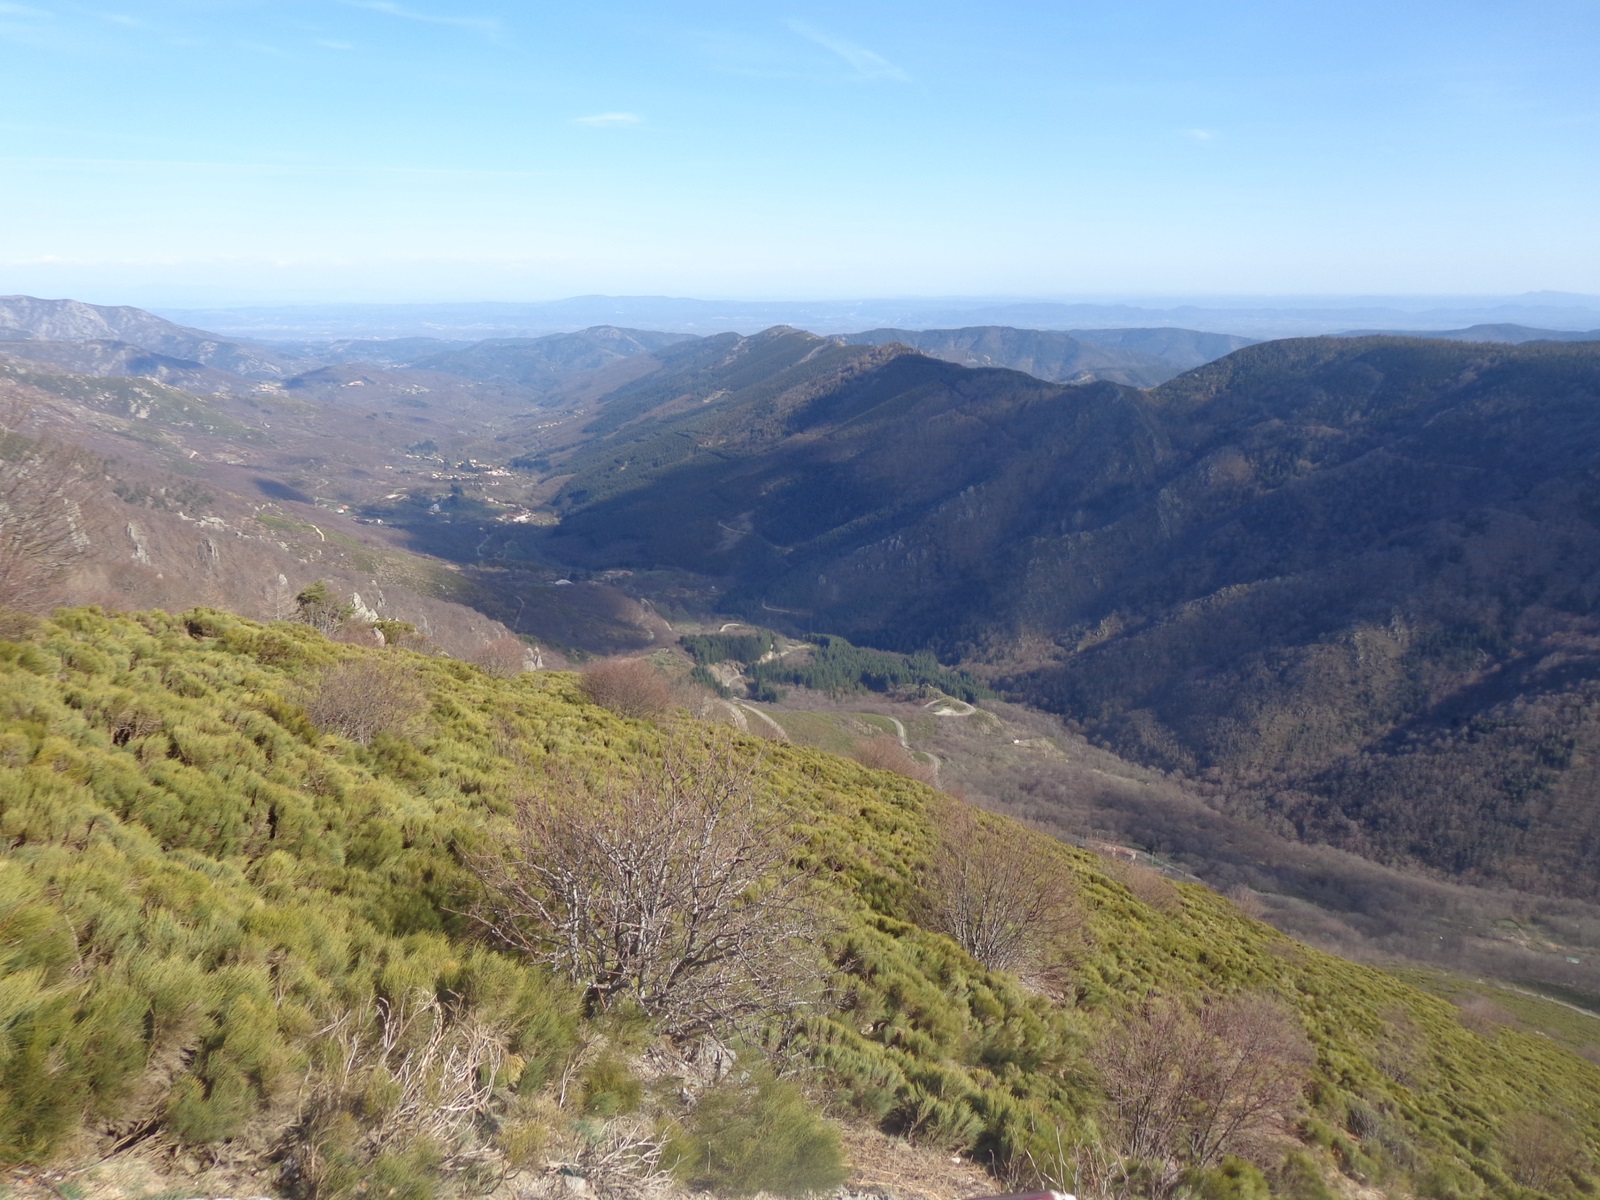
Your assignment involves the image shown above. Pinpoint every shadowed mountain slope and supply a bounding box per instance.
[540,335,1600,897]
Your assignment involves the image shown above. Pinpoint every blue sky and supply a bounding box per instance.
[1,0,1596,304]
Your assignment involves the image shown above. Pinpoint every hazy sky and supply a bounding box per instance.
[1,0,1596,304]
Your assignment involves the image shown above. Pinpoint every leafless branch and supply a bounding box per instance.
[923,804,1085,989]
[465,730,830,1041]
[573,1119,672,1200]
[1090,994,1313,1199]
[296,989,508,1182]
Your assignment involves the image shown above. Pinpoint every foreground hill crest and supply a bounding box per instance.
[0,606,1595,1200]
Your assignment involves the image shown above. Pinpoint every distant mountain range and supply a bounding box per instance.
[1343,322,1600,343]
[0,296,1260,393]
[410,327,697,389]
[156,292,1600,341]
[845,326,1255,387]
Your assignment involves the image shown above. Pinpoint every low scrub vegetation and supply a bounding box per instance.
[0,607,1595,1200]
[665,1066,847,1197]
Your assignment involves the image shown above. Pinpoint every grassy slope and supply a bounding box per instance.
[0,608,1596,1198]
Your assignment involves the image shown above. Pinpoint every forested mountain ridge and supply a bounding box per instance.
[844,325,1253,387]
[541,333,1087,576]
[0,606,1596,1200]
[0,338,255,394]
[538,336,1600,898]
[1011,336,1600,895]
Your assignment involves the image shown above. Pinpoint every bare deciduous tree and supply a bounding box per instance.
[1455,993,1520,1036]
[853,734,936,785]
[465,732,827,1041]
[580,658,674,720]
[1112,861,1183,914]
[923,805,1084,988]
[1092,994,1313,1200]
[1224,883,1267,920]
[303,657,428,745]
[1500,1110,1587,1192]
[0,402,97,610]
[471,634,529,677]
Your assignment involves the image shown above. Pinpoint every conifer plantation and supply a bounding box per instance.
[1,606,1596,1200]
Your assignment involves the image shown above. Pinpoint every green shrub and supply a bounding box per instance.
[1274,1151,1337,1200]
[300,1111,442,1200]
[1187,1156,1272,1200]
[580,1054,642,1117]
[667,1068,846,1198]
[1416,1158,1485,1200]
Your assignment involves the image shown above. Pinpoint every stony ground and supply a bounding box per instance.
[3,1126,997,1200]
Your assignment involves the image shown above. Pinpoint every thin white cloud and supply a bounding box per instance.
[573,112,642,128]
[345,1,498,35]
[317,38,356,50]
[785,19,908,83]
[0,2,52,17]
[1183,129,1217,141]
